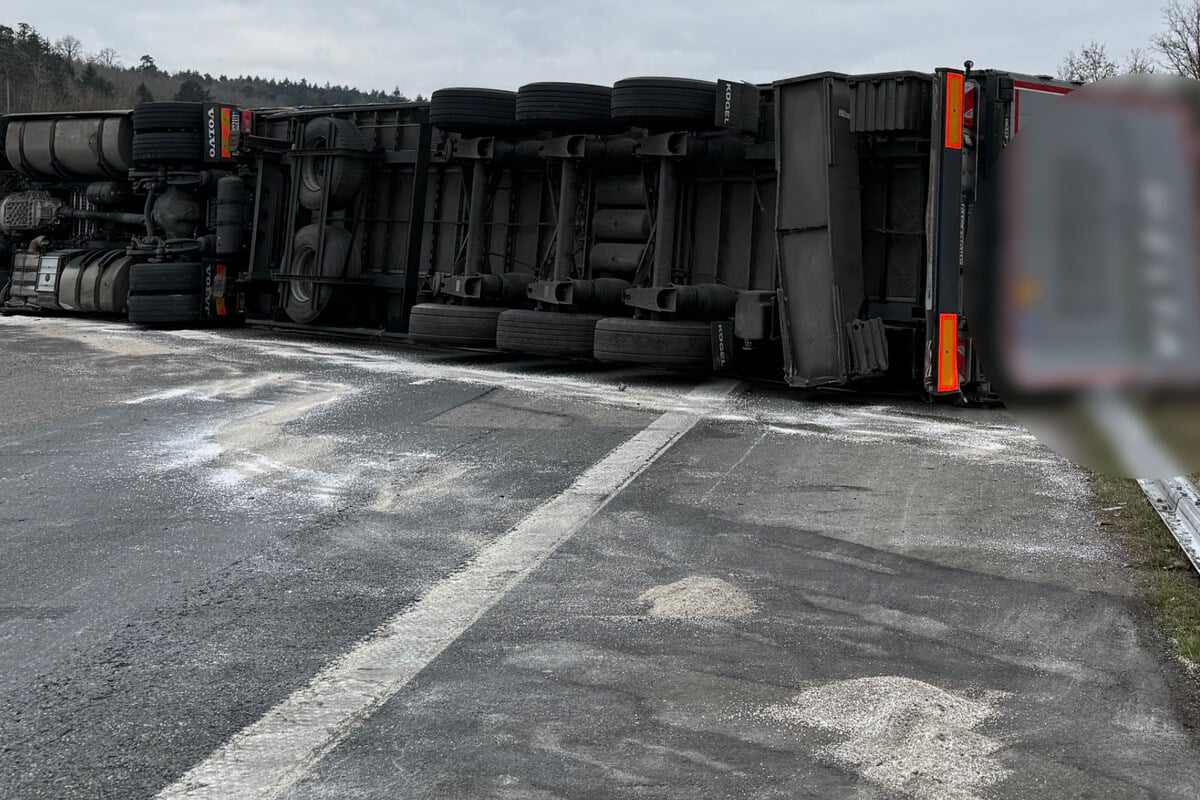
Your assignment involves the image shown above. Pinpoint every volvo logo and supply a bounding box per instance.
[206,106,218,159]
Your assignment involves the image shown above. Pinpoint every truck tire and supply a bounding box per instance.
[128,292,204,324]
[611,77,718,129]
[284,224,352,324]
[495,309,603,357]
[129,262,205,293]
[132,102,205,133]
[515,83,614,131]
[593,317,713,369]
[297,117,368,212]
[132,131,203,164]
[408,303,505,347]
[429,88,520,134]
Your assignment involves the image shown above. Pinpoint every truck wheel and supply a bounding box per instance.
[128,292,204,324]
[429,88,520,134]
[495,309,604,357]
[284,224,352,324]
[129,262,205,293]
[297,117,368,211]
[610,77,718,129]
[515,83,615,131]
[132,102,205,133]
[132,131,203,164]
[593,317,713,369]
[408,303,505,347]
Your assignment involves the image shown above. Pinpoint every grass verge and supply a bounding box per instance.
[1089,472,1200,665]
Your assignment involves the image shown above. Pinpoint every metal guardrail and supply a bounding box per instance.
[1139,477,1200,574]
[1078,392,1200,575]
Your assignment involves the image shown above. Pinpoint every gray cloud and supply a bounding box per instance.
[12,0,1164,96]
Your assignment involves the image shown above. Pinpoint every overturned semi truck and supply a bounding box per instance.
[0,67,1076,401]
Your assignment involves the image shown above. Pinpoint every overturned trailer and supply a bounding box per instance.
[0,67,1076,400]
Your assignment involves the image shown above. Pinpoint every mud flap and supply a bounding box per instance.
[712,320,734,371]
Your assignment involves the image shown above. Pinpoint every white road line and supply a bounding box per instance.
[156,377,740,800]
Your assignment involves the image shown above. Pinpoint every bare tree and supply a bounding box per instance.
[1125,47,1158,73]
[1058,40,1119,82]
[1153,0,1200,78]
[90,47,122,69]
[54,34,82,65]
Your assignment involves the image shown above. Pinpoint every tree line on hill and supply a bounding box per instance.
[1060,1,1200,81]
[0,22,416,114]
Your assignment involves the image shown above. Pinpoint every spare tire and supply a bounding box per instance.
[611,77,718,129]
[284,224,352,324]
[408,303,505,348]
[429,88,519,134]
[297,117,369,212]
[515,82,615,132]
[132,102,205,133]
[593,317,713,369]
[132,131,203,164]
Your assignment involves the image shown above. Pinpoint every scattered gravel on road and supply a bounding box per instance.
[638,576,759,620]
[761,676,1009,800]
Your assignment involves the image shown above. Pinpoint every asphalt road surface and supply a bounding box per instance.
[0,314,1197,800]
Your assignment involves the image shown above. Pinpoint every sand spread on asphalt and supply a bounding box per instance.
[638,576,758,620]
[762,676,1008,800]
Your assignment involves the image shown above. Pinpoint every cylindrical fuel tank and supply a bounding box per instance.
[4,112,134,182]
[54,249,134,313]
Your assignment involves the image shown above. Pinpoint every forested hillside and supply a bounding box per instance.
[0,22,415,114]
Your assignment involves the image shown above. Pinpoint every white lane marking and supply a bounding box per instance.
[157,377,741,800]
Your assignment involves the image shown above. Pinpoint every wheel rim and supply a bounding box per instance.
[290,248,316,306]
[301,136,328,194]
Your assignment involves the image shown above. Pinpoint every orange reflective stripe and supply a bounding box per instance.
[944,72,964,150]
[221,108,232,158]
[937,313,960,392]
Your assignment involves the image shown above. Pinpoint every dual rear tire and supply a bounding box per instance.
[592,317,713,369]
[495,309,603,357]
[428,78,720,135]
[131,102,205,165]
[127,262,206,324]
[408,303,506,348]
[419,306,713,371]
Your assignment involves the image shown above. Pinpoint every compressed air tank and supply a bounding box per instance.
[4,111,134,182]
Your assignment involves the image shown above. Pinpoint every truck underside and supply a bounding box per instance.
[0,68,1076,401]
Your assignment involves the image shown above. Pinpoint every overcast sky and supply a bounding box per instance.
[13,1,1165,96]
